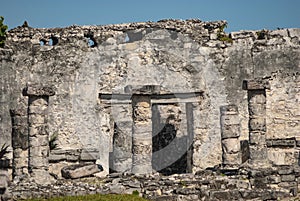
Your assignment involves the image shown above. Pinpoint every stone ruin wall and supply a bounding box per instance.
[0,19,299,183]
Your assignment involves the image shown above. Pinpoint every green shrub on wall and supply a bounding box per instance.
[0,16,8,48]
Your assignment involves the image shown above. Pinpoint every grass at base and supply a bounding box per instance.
[22,194,149,201]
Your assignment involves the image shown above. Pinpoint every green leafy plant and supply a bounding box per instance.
[0,143,9,159]
[132,190,139,196]
[49,133,58,150]
[0,16,8,48]
[217,24,233,43]
[179,179,187,187]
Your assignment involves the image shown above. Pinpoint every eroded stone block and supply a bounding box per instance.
[61,164,102,179]
[223,153,241,165]
[249,146,268,161]
[249,132,266,145]
[268,149,296,166]
[222,138,240,154]
[249,118,266,131]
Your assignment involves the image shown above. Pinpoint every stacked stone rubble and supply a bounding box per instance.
[220,105,241,167]
[23,84,55,184]
[6,167,300,200]
[244,80,269,166]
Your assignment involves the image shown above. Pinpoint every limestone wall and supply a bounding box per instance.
[0,19,299,176]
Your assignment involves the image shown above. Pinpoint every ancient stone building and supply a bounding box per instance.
[0,19,299,191]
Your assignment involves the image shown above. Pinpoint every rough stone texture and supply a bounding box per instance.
[266,72,300,139]
[23,85,55,184]
[220,105,241,167]
[0,170,9,194]
[0,19,300,200]
[244,81,269,167]
[4,168,300,201]
[9,108,28,178]
[131,95,152,174]
[61,164,102,179]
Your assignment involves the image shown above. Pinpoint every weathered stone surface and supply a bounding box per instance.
[240,140,250,163]
[125,85,161,95]
[243,80,270,90]
[221,124,240,139]
[4,168,300,200]
[267,175,281,184]
[221,115,240,126]
[281,174,295,182]
[268,149,296,166]
[220,105,238,115]
[249,118,266,131]
[131,95,152,174]
[222,153,241,165]
[61,164,102,179]
[80,149,100,161]
[23,84,55,97]
[0,170,9,194]
[0,20,299,188]
[266,138,295,147]
[49,149,81,162]
[222,138,240,154]
[249,146,268,161]
[30,169,55,185]
[249,132,266,145]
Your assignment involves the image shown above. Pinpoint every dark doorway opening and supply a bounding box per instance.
[152,103,193,175]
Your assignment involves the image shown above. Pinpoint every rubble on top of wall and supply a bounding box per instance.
[4,19,227,47]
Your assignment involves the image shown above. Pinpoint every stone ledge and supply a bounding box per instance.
[266,138,296,148]
[49,149,81,162]
[125,85,161,95]
[80,149,100,161]
[23,84,55,96]
[243,79,270,90]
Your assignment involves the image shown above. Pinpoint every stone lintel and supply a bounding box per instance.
[125,85,161,95]
[243,79,270,90]
[23,84,55,96]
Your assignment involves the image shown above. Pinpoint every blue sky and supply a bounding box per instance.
[2,0,300,32]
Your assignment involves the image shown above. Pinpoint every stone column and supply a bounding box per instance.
[23,84,55,184]
[131,95,152,174]
[243,80,269,166]
[10,107,28,178]
[220,105,241,168]
[125,85,160,174]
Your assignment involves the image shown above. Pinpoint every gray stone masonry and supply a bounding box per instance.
[5,166,300,201]
[10,108,28,177]
[243,79,270,167]
[131,94,152,174]
[23,84,55,184]
[220,105,241,167]
[0,19,299,200]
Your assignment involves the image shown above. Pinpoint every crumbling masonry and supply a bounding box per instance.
[0,19,299,200]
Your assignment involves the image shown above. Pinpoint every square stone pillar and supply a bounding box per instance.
[23,84,55,184]
[220,105,241,168]
[243,79,270,167]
